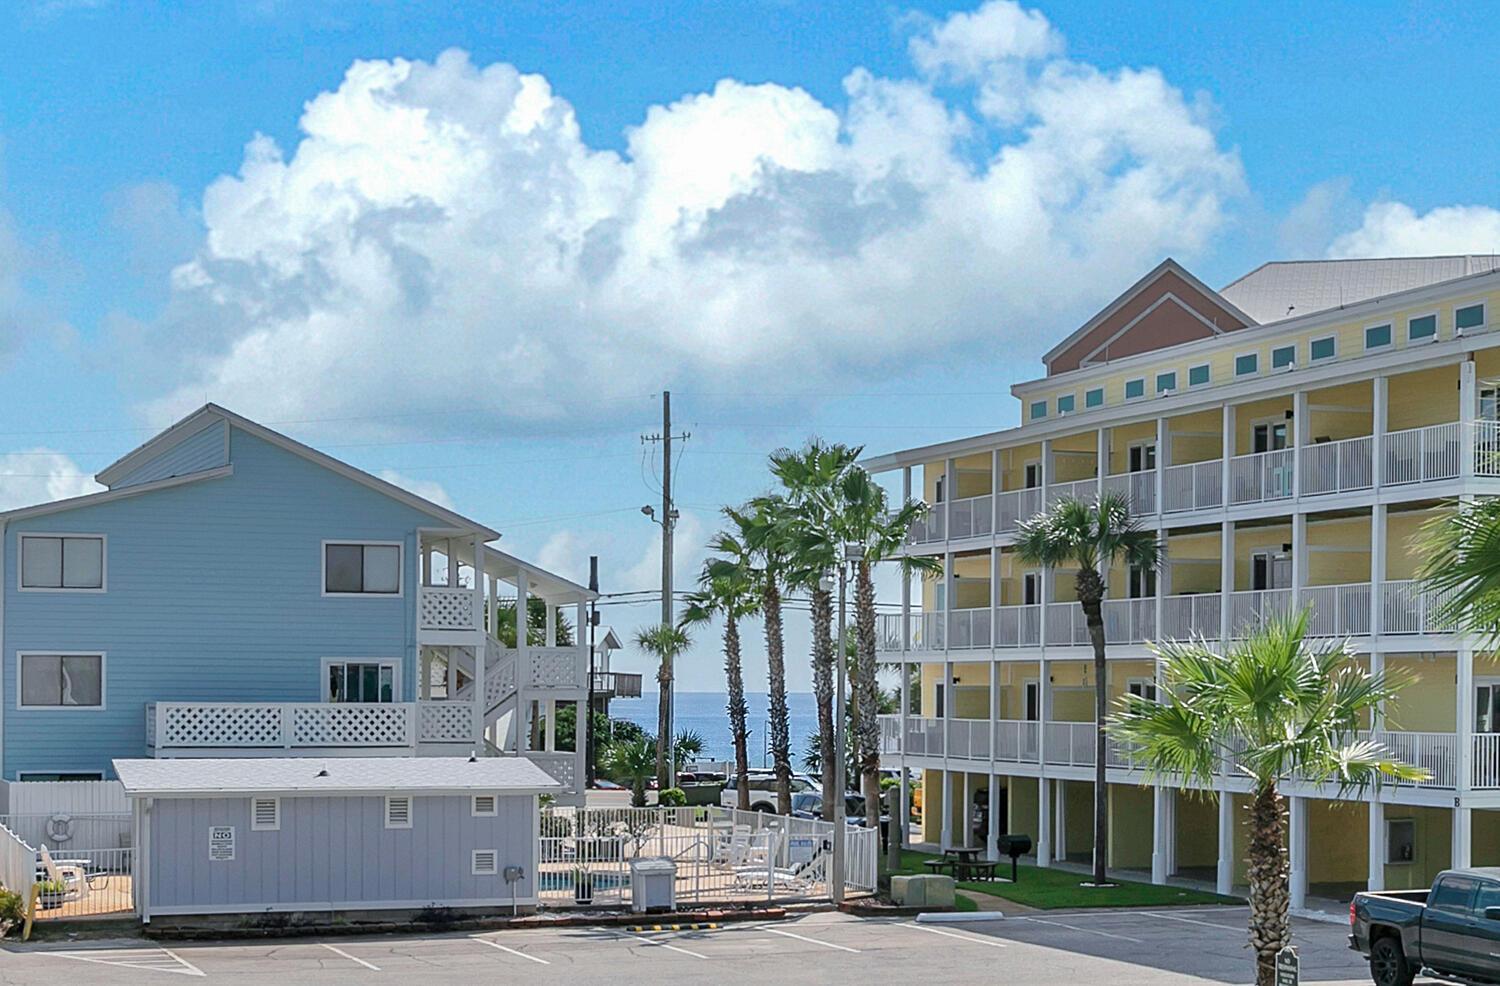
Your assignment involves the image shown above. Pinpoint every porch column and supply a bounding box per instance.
[1040,438,1053,505]
[1292,390,1309,499]
[515,571,530,752]
[987,774,1001,858]
[1368,798,1385,892]
[1454,806,1474,870]
[1036,777,1052,868]
[940,769,953,849]
[1371,376,1388,489]
[897,660,910,854]
[963,772,974,849]
[988,660,1001,862]
[1151,785,1173,885]
[1155,416,1167,513]
[420,648,431,701]
[1216,791,1234,895]
[1096,427,1108,497]
[1289,795,1308,910]
[1460,645,1476,802]
[446,539,457,587]
[1462,358,1477,481]
[943,552,955,651]
[902,467,913,651]
[544,698,557,752]
[1291,512,1307,609]
[1221,403,1236,507]
[472,533,487,751]
[575,599,589,785]
[992,449,1002,533]
[545,603,557,647]
[1370,505,1387,645]
[421,544,432,586]
[1219,520,1235,644]
[944,457,955,543]
[1054,779,1067,862]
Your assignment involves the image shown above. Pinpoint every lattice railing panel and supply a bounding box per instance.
[292,704,411,747]
[419,701,472,743]
[486,649,518,708]
[530,647,585,689]
[420,586,475,630]
[160,704,283,748]
[529,752,578,792]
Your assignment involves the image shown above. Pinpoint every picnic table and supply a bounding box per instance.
[937,848,996,882]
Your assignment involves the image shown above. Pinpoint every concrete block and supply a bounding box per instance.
[891,874,955,908]
[923,876,956,908]
[891,875,924,906]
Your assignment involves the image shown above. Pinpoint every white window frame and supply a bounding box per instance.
[1363,321,1394,352]
[1233,351,1259,378]
[472,794,498,817]
[1309,335,1337,363]
[472,849,499,875]
[1456,301,1487,334]
[1124,377,1146,401]
[250,796,281,831]
[1187,363,1211,388]
[1029,400,1048,421]
[1270,343,1297,372]
[1126,677,1158,702]
[17,533,107,594]
[1155,370,1177,395]
[16,770,105,781]
[1407,310,1439,344]
[1056,393,1076,415]
[321,540,405,598]
[1084,387,1105,409]
[321,658,402,703]
[385,795,413,829]
[1022,679,1041,722]
[16,651,106,711]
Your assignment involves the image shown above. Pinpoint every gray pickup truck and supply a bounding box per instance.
[1350,868,1500,986]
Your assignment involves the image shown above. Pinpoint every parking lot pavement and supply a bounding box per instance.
[0,907,1379,985]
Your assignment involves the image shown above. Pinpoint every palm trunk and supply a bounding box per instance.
[763,575,792,814]
[1076,568,1108,887]
[724,615,752,812]
[1247,784,1290,986]
[811,586,836,813]
[656,658,672,792]
[854,561,881,833]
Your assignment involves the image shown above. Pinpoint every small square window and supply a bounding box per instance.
[1084,388,1104,408]
[1409,314,1437,341]
[1188,364,1210,387]
[1029,400,1047,420]
[1234,353,1258,377]
[1056,394,1075,414]
[385,795,413,829]
[472,794,498,817]
[1124,378,1145,400]
[1457,303,1485,332]
[1365,324,1392,350]
[324,542,402,595]
[1155,371,1177,394]
[1309,336,1336,362]
[1272,345,1296,370]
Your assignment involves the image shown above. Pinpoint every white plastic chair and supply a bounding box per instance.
[38,845,90,904]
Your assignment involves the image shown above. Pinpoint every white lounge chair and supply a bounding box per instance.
[38,845,91,904]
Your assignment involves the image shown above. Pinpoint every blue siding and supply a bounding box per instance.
[111,420,228,488]
[2,426,444,779]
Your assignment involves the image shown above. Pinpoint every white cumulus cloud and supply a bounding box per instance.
[137,0,1243,435]
[0,450,103,511]
[1330,201,1500,259]
[375,469,454,510]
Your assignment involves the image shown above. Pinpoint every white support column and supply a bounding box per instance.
[988,661,1001,862]
[1155,416,1167,513]
[943,552,955,652]
[1054,779,1068,862]
[962,772,974,849]
[1291,512,1307,608]
[544,698,557,751]
[446,538,457,587]
[1036,777,1052,868]
[515,571,530,752]
[1289,796,1308,911]
[1155,524,1167,640]
[1151,785,1173,884]
[1462,358,1477,482]
[1216,791,1234,895]
[575,599,589,783]
[1040,438,1053,499]
[987,776,1001,858]
[1220,520,1235,643]
[421,544,433,587]
[1221,404,1236,501]
[1368,798,1385,892]
[944,457,956,543]
[1370,651,1386,730]
[1292,391,1309,499]
[990,546,1001,648]
[992,449,1002,533]
[1454,805,1474,870]
[471,533,487,751]
[1371,504,1387,644]
[1096,427,1108,496]
[903,466,914,652]
[1459,644,1476,807]
[1372,376,1388,489]
[419,647,431,701]
[1038,653,1051,767]
[940,769,953,850]
[545,604,557,647]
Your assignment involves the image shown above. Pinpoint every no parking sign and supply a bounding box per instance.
[1275,946,1298,985]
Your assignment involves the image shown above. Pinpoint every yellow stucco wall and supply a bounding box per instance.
[1306,799,1368,885]
[1108,784,1154,870]
[1175,794,1219,869]
[1008,775,1039,838]
[1383,805,1452,891]
[1064,780,1094,857]
[1384,654,1457,731]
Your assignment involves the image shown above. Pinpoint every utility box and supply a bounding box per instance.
[629,857,677,913]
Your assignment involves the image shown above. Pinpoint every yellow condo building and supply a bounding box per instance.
[865,255,1500,907]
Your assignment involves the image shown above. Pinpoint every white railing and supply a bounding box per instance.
[1043,721,1095,767]
[1160,593,1221,642]
[996,488,1043,533]
[903,717,945,757]
[1383,421,1461,485]
[1302,582,1372,637]
[417,701,472,743]
[419,585,477,631]
[1301,435,1374,497]
[909,506,945,544]
[31,846,134,919]
[1476,420,1500,477]
[994,720,1041,763]
[529,751,579,793]
[1102,470,1157,514]
[149,702,419,753]
[1228,588,1294,636]
[1045,601,1090,646]
[946,718,991,760]
[1367,730,1459,789]
[949,494,994,540]
[995,604,1042,648]
[879,715,902,754]
[1381,580,1457,634]
[876,613,905,652]
[1047,477,1098,508]
[1229,448,1294,504]
[917,612,945,650]
[948,608,992,650]
[1474,734,1500,789]
[1162,460,1223,513]
[531,646,588,689]
[877,613,943,652]
[1102,597,1155,644]
[0,821,34,901]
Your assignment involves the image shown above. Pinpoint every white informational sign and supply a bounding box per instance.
[209,825,235,862]
[789,836,815,865]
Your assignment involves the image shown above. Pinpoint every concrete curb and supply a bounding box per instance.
[915,911,1006,924]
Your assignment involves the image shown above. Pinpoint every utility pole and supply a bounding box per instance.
[831,557,849,905]
[641,391,689,785]
[586,555,599,788]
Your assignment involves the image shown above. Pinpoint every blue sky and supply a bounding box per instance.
[1,0,1498,690]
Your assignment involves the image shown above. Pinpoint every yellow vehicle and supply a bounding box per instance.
[911,783,923,824]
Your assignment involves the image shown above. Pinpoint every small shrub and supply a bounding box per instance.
[879,776,899,792]
[0,888,24,927]
[658,787,687,807]
[415,905,456,927]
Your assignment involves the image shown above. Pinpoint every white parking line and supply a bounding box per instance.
[761,926,861,953]
[46,947,206,977]
[320,942,381,970]
[1016,916,1143,943]
[899,922,1008,948]
[1139,911,1244,932]
[471,936,551,965]
[609,930,708,959]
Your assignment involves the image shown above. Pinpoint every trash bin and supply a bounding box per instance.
[629,857,677,913]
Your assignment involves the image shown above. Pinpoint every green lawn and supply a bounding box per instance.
[953,892,979,912]
[894,850,1238,910]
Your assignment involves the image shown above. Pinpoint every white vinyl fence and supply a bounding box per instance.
[0,780,135,920]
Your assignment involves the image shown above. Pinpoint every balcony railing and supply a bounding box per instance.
[1229,588,1294,635]
[419,585,477,631]
[1160,593,1221,641]
[1045,602,1090,646]
[949,494,994,540]
[948,607,992,649]
[1302,582,1372,637]
[909,507,945,544]
[146,701,472,755]
[1382,579,1457,634]
[1383,422,1461,485]
[995,604,1042,648]
[1162,460,1222,513]
[1102,597,1156,645]
[1043,721,1096,767]
[1229,448,1294,505]
[1102,470,1157,514]
[996,488,1043,533]
[1301,435,1374,497]
[1047,477,1098,508]
[947,718,992,760]
[592,671,644,698]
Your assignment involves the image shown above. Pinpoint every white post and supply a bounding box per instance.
[902,468,913,651]
[1454,805,1474,870]
[1216,790,1234,895]
[1220,520,1235,643]
[545,603,557,647]
[1151,785,1173,885]
[939,769,952,850]
[544,698,557,752]
[1096,427,1108,497]
[1221,403,1236,503]
[1292,390,1309,499]
[1372,376,1388,489]
[575,598,589,786]
[515,571,530,752]
[446,538,457,587]
[944,457,955,543]
[1289,796,1308,910]
[1462,358,1478,482]
[1054,779,1067,862]
[1371,505,1387,644]
[943,552,955,652]
[471,532,486,751]
[1459,644,1476,806]
[963,772,974,849]
[1040,438,1053,502]
[1036,777,1052,868]
[1291,512,1307,608]
[987,774,1001,858]
[1155,416,1167,513]
[1368,798,1385,892]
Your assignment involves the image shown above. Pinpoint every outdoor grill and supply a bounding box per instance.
[995,834,1032,883]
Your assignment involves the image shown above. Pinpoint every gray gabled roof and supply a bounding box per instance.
[112,756,562,797]
[1221,255,1500,324]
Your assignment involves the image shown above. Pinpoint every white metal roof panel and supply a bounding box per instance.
[112,756,563,796]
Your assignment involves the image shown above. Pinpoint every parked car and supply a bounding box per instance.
[1349,867,1500,985]
[789,791,887,827]
[720,771,817,812]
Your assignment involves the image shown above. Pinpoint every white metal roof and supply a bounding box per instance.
[1221,256,1500,324]
[112,756,562,797]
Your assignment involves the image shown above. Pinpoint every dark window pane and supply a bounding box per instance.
[360,664,379,703]
[1457,304,1485,330]
[1310,337,1336,360]
[1431,876,1474,913]
[21,537,63,588]
[20,655,62,706]
[326,544,363,593]
[1409,315,1437,340]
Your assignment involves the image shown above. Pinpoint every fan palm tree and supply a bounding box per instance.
[1014,490,1160,887]
[682,558,761,811]
[634,623,692,791]
[1417,497,1500,639]
[605,737,660,808]
[1110,612,1424,986]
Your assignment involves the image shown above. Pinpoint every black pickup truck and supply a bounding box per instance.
[1350,868,1500,985]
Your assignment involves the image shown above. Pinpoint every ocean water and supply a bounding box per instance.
[607,691,819,769]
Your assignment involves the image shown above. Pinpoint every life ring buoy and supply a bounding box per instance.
[46,813,74,844]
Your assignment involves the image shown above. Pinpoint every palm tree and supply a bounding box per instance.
[682,556,760,811]
[605,737,659,808]
[712,499,796,814]
[673,729,705,769]
[1417,497,1500,638]
[634,623,691,791]
[1110,612,1424,986]
[1014,490,1160,887]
